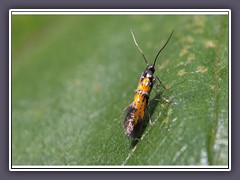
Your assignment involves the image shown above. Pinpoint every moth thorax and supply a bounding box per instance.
[146,73,152,78]
[144,69,154,80]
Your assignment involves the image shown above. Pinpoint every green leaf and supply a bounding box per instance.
[12,14,229,166]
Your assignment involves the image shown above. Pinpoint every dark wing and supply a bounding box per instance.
[123,103,143,139]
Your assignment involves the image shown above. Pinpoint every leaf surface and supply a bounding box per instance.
[12,15,229,165]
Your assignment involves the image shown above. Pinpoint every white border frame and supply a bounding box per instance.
[9,9,231,171]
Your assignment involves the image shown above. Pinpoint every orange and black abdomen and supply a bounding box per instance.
[124,77,153,139]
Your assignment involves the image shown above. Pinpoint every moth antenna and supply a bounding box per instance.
[130,30,149,65]
[153,29,174,67]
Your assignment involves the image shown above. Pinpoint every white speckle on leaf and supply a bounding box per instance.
[159,60,169,70]
[172,144,188,163]
[179,45,190,57]
[196,65,208,73]
[172,117,178,123]
[186,35,194,43]
[204,40,216,48]
[200,149,208,165]
[187,53,195,62]
[177,61,184,66]
[178,69,186,76]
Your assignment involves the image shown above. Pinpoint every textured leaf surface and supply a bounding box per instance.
[12,15,229,165]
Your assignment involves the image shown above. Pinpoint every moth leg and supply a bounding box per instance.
[153,76,170,103]
[155,76,168,90]
[146,105,152,126]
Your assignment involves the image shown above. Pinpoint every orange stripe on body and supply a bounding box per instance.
[132,77,152,125]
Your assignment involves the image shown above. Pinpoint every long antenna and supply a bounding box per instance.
[130,30,148,65]
[153,29,174,67]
